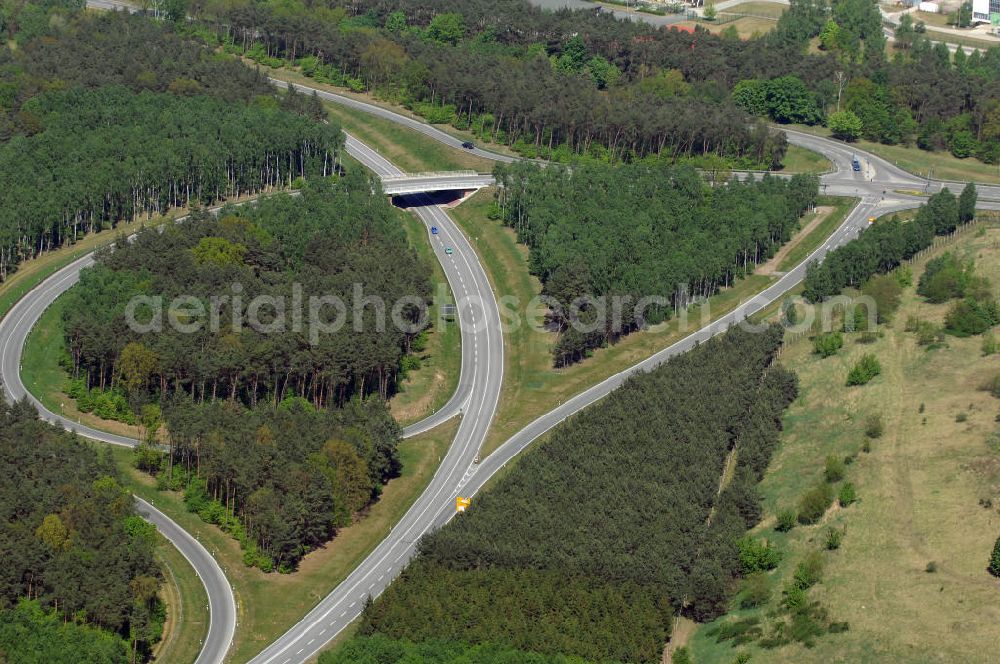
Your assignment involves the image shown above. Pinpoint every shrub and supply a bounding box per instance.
[983,332,998,356]
[864,415,884,438]
[838,482,857,507]
[133,443,161,473]
[825,527,843,550]
[945,298,1000,337]
[824,455,846,483]
[846,354,881,386]
[739,573,772,609]
[925,561,937,573]
[776,509,797,532]
[812,332,844,358]
[990,536,1000,577]
[792,551,825,589]
[738,536,783,574]
[672,646,693,664]
[798,483,833,524]
[183,477,211,514]
[956,412,968,423]
[782,583,808,610]
[862,274,902,322]
[917,252,976,303]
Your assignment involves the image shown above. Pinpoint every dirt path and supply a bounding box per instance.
[756,206,834,275]
[662,616,697,662]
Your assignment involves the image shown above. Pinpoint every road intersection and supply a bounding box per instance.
[7,4,1000,660]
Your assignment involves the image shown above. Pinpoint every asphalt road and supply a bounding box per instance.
[26,3,1000,662]
[0,259,239,664]
[244,134,503,664]
[0,123,501,663]
[251,71,1000,664]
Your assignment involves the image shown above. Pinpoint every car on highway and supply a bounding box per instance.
[431,226,439,234]
[461,141,475,150]
[852,155,861,172]
[445,246,453,255]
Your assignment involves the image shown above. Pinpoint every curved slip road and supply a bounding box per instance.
[0,127,501,663]
[0,260,239,664]
[251,73,1000,664]
[30,5,1000,661]
[246,134,503,664]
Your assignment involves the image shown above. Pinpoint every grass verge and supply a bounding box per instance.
[687,15,780,37]
[787,123,1000,185]
[153,533,210,664]
[261,66,510,166]
[780,144,834,175]
[0,216,157,320]
[924,27,1000,50]
[389,214,462,425]
[689,216,1000,663]
[324,101,494,173]
[776,196,858,271]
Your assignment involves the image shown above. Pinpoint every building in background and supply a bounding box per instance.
[972,0,1000,25]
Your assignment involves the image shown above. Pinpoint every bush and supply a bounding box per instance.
[133,443,161,473]
[812,332,844,358]
[739,573,772,609]
[838,482,857,507]
[183,477,211,514]
[798,483,833,524]
[917,252,976,303]
[846,354,881,386]
[945,298,1000,337]
[776,509,797,532]
[792,551,825,589]
[824,455,846,483]
[990,536,1000,577]
[862,274,902,322]
[672,646,693,664]
[865,415,884,438]
[983,332,998,356]
[925,561,938,573]
[828,109,862,141]
[956,412,968,423]
[825,528,843,550]
[738,536,783,574]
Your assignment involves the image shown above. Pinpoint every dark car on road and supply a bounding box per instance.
[461,141,475,150]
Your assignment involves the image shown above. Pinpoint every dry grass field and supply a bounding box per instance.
[689,217,1000,663]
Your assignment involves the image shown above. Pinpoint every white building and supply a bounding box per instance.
[972,0,1000,24]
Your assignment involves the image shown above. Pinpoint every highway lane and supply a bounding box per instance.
[0,129,500,664]
[245,135,503,664]
[252,69,1000,664]
[345,131,502,437]
[0,266,238,664]
[272,78,516,165]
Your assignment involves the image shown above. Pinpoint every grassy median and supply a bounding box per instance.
[153,533,210,664]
